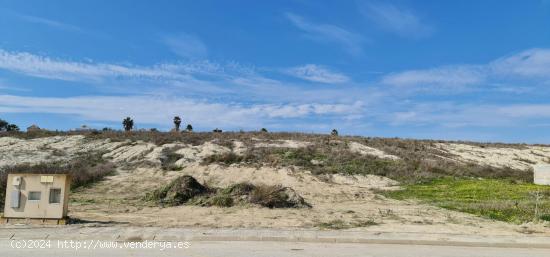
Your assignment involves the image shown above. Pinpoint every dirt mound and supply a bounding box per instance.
[147,176,310,208]
[148,175,208,205]
[250,185,311,208]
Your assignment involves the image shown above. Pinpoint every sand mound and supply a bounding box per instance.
[348,142,400,160]
[435,143,550,170]
[148,175,208,206]
[147,175,310,209]
[248,184,311,209]
[255,139,312,148]
[174,142,231,166]
[232,141,247,155]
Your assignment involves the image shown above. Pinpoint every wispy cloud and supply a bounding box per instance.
[387,102,550,128]
[284,64,350,84]
[381,65,485,91]
[0,49,194,82]
[0,49,369,104]
[381,48,550,92]
[285,12,364,56]
[0,8,82,32]
[162,33,208,59]
[0,94,364,129]
[490,48,550,79]
[360,2,433,39]
[16,13,82,32]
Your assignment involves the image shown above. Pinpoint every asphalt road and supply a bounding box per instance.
[1,240,550,257]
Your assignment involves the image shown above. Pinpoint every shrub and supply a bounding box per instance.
[146,175,208,206]
[222,182,256,196]
[207,194,234,207]
[160,147,184,171]
[203,142,531,183]
[146,176,310,208]
[202,152,244,165]
[540,214,550,221]
[250,184,310,208]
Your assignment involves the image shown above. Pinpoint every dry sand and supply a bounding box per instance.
[435,143,550,170]
[2,136,550,236]
[348,141,400,160]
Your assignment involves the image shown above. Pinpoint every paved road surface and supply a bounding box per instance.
[1,240,550,257]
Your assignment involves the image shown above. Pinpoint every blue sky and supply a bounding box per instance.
[1,1,550,143]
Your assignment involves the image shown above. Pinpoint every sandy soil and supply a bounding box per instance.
[348,141,400,160]
[69,163,550,236]
[2,136,550,236]
[254,139,312,149]
[435,143,550,170]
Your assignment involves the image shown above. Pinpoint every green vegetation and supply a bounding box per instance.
[146,175,310,208]
[385,178,550,223]
[0,118,19,131]
[173,116,182,132]
[122,117,134,131]
[203,143,529,183]
[159,147,184,171]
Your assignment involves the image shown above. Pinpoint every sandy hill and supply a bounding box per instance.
[0,132,549,236]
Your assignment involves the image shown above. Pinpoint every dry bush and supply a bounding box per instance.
[147,176,310,208]
[203,139,532,183]
[160,147,184,171]
[249,184,310,208]
[145,175,208,206]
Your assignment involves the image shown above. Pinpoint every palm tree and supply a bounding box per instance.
[260,128,268,133]
[122,117,134,131]
[186,124,193,132]
[173,116,182,131]
[331,129,338,136]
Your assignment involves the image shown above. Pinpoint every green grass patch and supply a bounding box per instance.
[385,178,550,223]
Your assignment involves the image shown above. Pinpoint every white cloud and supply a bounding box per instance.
[285,64,349,84]
[285,13,364,56]
[162,33,208,59]
[381,65,485,88]
[0,94,364,129]
[360,2,433,39]
[0,49,192,82]
[0,49,373,105]
[1,8,84,32]
[18,15,81,31]
[490,48,550,78]
[381,48,550,92]
[386,102,550,128]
